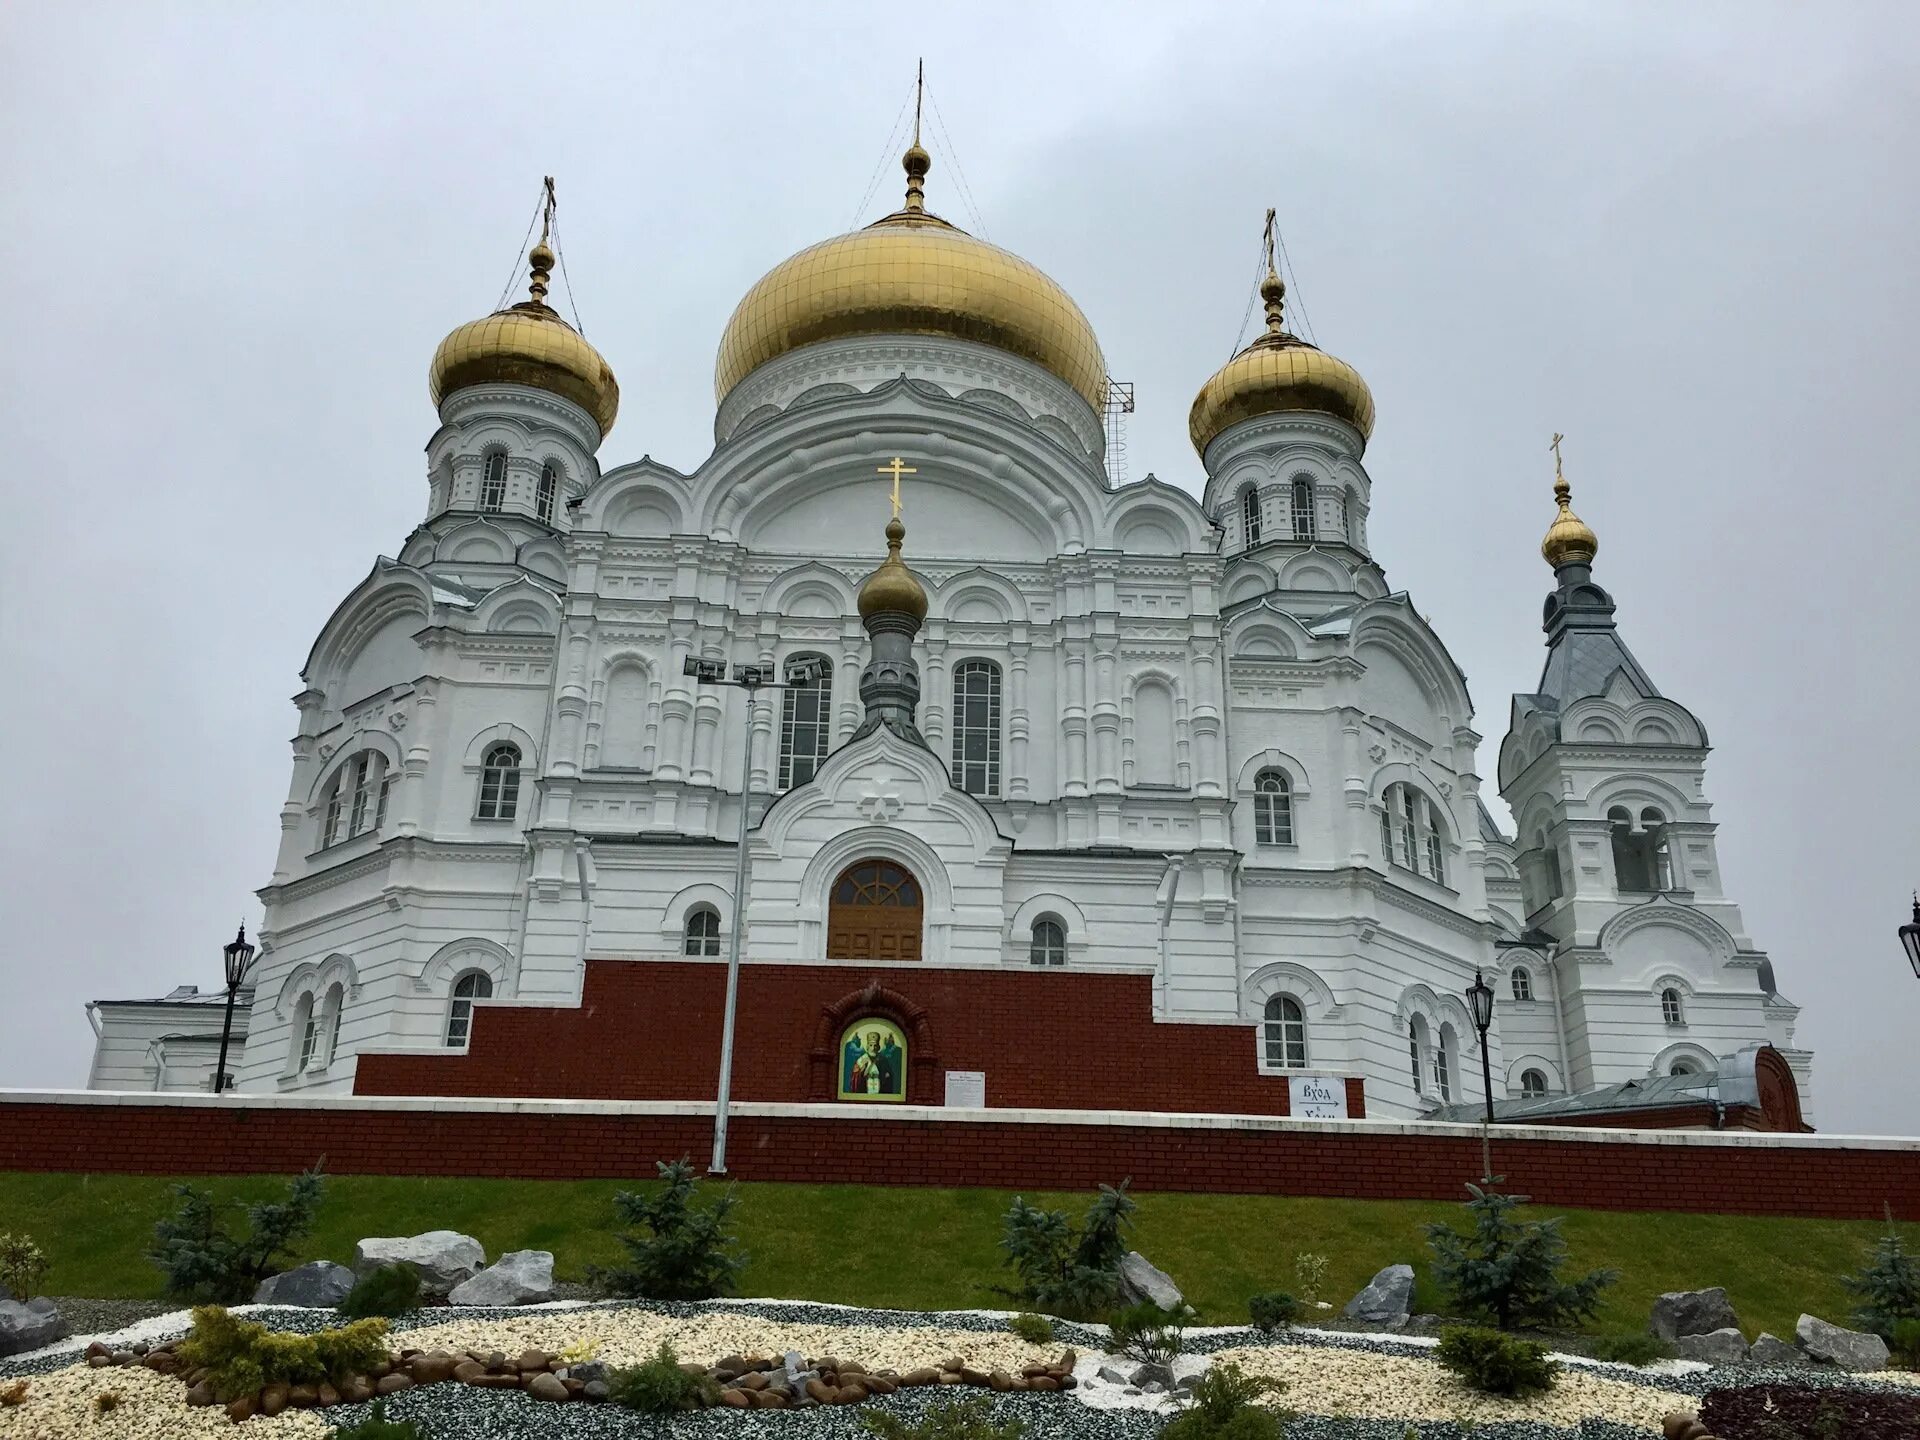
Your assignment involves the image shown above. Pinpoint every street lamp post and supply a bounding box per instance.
[1465,969,1497,1180]
[215,922,257,1094]
[1900,894,1920,981]
[684,655,824,1175]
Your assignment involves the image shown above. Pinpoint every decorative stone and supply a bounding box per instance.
[316,1382,340,1407]
[470,1375,522,1390]
[185,1381,215,1407]
[1650,1288,1740,1342]
[806,1378,835,1404]
[288,1383,320,1407]
[527,1372,570,1402]
[514,1349,553,1374]
[1795,1313,1890,1370]
[410,1352,461,1385]
[252,1260,357,1308]
[988,1370,1012,1391]
[260,1382,291,1416]
[449,1250,556,1307]
[583,1380,610,1402]
[1673,1328,1749,1366]
[353,1231,486,1297]
[1662,1414,1699,1440]
[900,1367,939,1386]
[226,1395,256,1422]
[1118,1250,1187,1311]
[340,1376,374,1403]
[86,1355,111,1369]
[376,1373,415,1395]
[959,1365,991,1386]
[1031,1375,1060,1391]
[1340,1264,1415,1325]
[1748,1332,1806,1366]
[453,1360,486,1384]
[0,1298,67,1357]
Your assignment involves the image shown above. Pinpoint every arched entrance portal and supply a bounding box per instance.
[826,859,924,961]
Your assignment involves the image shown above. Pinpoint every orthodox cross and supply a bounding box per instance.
[1549,432,1566,483]
[913,58,924,147]
[1262,206,1277,273]
[540,175,557,244]
[877,457,916,519]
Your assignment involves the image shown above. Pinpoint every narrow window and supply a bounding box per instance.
[1510,967,1533,1002]
[1253,768,1293,845]
[1661,987,1685,1026]
[1399,788,1418,874]
[1380,804,1397,870]
[1408,1018,1426,1093]
[299,1004,320,1070]
[1263,994,1308,1069]
[1435,1025,1456,1101]
[1291,477,1316,539]
[778,655,834,788]
[480,452,507,511]
[445,971,493,1046]
[950,660,1003,796]
[683,907,721,957]
[321,983,344,1066]
[347,754,372,836]
[374,770,393,830]
[476,742,522,820]
[536,462,558,524]
[1338,493,1352,543]
[1423,795,1447,883]
[1241,486,1262,546]
[1644,808,1674,891]
[1029,918,1066,967]
[322,773,344,847]
[1520,1068,1548,1099]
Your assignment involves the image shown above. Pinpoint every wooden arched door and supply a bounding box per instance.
[826,859,923,961]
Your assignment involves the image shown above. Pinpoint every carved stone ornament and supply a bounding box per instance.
[388,711,409,731]
[1367,744,1387,763]
[857,791,904,823]
[318,742,335,759]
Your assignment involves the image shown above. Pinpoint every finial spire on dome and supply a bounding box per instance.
[1541,431,1599,570]
[1260,207,1288,335]
[525,176,559,307]
[902,59,931,213]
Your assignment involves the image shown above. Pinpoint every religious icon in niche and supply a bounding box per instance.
[837,1017,907,1102]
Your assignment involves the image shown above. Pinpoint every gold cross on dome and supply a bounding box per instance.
[878,457,916,519]
[1549,432,1566,482]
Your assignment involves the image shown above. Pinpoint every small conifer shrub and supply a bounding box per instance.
[861,1396,1028,1440]
[589,1159,745,1300]
[998,1179,1135,1319]
[1109,1299,1185,1366]
[1844,1217,1920,1340]
[1008,1312,1055,1344]
[1158,1361,1286,1440]
[1589,1331,1676,1367]
[1248,1291,1300,1333]
[337,1263,421,1320]
[1434,1326,1558,1397]
[176,1305,389,1401]
[148,1164,327,1304]
[1424,1179,1615,1330]
[328,1401,425,1439]
[605,1341,720,1413]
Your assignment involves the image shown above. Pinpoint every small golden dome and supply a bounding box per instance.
[858,516,929,623]
[1188,266,1374,456]
[430,239,620,436]
[1541,475,1598,569]
[714,144,1107,413]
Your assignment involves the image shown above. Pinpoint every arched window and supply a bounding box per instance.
[1408,1016,1428,1093]
[480,452,507,512]
[1290,476,1316,539]
[1029,917,1066,967]
[1520,1068,1548,1099]
[683,906,721,957]
[1241,486,1262,546]
[1263,995,1307,1069]
[1381,783,1448,884]
[950,660,1002,796]
[1337,493,1353,543]
[1645,808,1674,891]
[1253,769,1293,846]
[536,462,558,524]
[445,971,493,1047]
[288,993,315,1074]
[320,983,344,1067]
[348,754,374,836]
[1669,1058,1701,1077]
[1610,806,1674,893]
[298,1003,320,1071]
[1435,1023,1457,1102]
[374,769,394,830]
[1661,987,1686,1026]
[1510,967,1533,1002]
[322,772,345,847]
[476,743,521,820]
[778,654,833,789]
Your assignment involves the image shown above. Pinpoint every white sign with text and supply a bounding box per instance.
[944,1070,987,1108]
[1288,1074,1349,1119]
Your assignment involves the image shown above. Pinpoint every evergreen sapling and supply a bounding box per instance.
[1424,1180,1615,1331]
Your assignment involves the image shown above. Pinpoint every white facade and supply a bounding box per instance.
[85,988,248,1093]
[86,214,1808,1121]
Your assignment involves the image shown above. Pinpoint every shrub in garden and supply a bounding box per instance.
[176,1305,389,1401]
[327,1403,425,1440]
[589,1158,744,1300]
[0,1233,50,1299]
[606,1341,721,1413]
[1889,1318,1920,1369]
[1159,1361,1286,1440]
[148,1164,327,1304]
[1247,1291,1300,1334]
[862,1396,1028,1440]
[93,1391,122,1415]
[1844,1219,1920,1339]
[1433,1326,1558,1397]
[337,1263,422,1320]
[1292,1253,1329,1305]
[998,1179,1135,1319]
[1109,1300,1185,1366]
[1701,1382,1920,1439]
[1008,1312,1055,1344]
[1424,1180,1616,1330]
[0,1380,27,1406]
[1588,1331,1677,1367]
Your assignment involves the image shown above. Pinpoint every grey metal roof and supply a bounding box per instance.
[1435,1045,1773,1124]
[92,985,253,1008]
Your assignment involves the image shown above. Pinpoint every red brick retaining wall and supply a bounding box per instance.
[3,1093,1916,1221]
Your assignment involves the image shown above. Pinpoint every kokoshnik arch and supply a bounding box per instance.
[85,130,1811,1131]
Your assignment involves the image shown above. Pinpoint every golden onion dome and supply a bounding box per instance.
[1188,268,1375,456]
[714,142,1107,413]
[1541,466,1599,569]
[430,240,620,436]
[858,515,929,623]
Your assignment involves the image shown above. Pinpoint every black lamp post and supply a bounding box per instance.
[1901,894,1920,981]
[1466,969,1497,1179]
[215,922,257,1094]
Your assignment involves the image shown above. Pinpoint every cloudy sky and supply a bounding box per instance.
[2,3,1915,1132]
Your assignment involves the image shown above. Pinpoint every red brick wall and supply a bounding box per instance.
[355,960,1367,1119]
[3,1095,1916,1221]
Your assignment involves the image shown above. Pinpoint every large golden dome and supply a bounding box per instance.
[1188,270,1374,455]
[430,241,620,436]
[714,143,1107,413]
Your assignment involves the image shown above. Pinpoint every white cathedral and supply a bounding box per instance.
[86,137,1812,1127]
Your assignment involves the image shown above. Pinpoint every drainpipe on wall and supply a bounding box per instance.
[1154,858,1181,1016]
[1546,950,1575,1092]
[572,838,596,990]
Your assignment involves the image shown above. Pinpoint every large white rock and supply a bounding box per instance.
[252,1260,356,1308]
[352,1231,486,1298]
[1795,1313,1890,1371]
[447,1249,555,1307]
[1673,1327,1749,1366]
[1117,1251,1186,1312]
[1341,1263,1415,1325]
[1650,1287,1740,1341]
[0,1298,67,1356]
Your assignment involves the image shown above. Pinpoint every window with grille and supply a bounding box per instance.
[950,659,1002,796]
[1510,967,1533,1002]
[1253,769,1293,845]
[480,452,507,511]
[1381,783,1448,884]
[445,971,493,1046]
[476,743,521,820]
[778,656,833,788]
[1263,994,1307,1069]
[1291,477,1316,539]
[536,462,558,524]
[684,907,721,957]
[1241,486,1262,546]
[1029,917,1066,966]
[1661,987,1685,1026]
[1520,1068,1548,1098]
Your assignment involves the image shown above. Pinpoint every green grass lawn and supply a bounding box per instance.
[2,1170,1909,1342]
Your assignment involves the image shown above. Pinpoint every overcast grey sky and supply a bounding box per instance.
[2,3,1915,1132]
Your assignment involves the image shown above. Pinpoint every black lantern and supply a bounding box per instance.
[1466,969,1496,1036]
[1465,969,1498,1174]
[1902,894,1920,981]
[214,922,257,1094]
